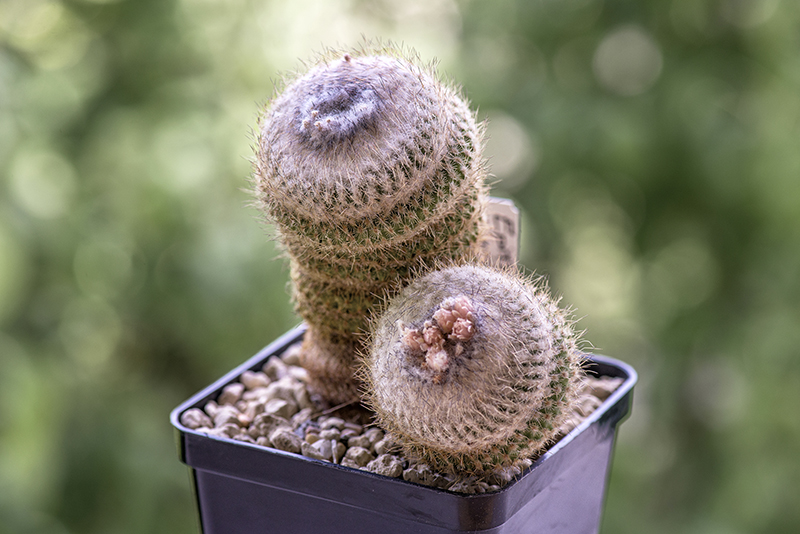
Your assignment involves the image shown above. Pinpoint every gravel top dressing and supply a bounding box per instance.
[179,341,623,495]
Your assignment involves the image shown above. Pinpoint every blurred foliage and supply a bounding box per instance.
[1,0,799,532]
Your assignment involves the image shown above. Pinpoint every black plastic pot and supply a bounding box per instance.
[171,325,637,534]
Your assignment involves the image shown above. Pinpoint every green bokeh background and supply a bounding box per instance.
[1,0,799,532]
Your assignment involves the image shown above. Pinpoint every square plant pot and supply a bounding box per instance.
[171,325,637,534]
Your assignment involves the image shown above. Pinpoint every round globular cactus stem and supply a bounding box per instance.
[362,264,584,475]
[254,44,489,404]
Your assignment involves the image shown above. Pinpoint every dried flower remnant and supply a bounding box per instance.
[401,295,476,382]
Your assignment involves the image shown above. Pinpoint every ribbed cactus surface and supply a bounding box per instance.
[254,46,488,403]
[363,264,583,475]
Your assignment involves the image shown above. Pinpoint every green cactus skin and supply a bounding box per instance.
[362,264,584,475]
[254,45,488,404]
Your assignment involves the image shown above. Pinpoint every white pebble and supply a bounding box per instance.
[270,427,302,454]
[240,370,271,390]
[180,408,212,430]
[263,356,288,380]
[218,383,244,405]
[281,342,303,366]
[264,398,298,420]
[213,405,242,428]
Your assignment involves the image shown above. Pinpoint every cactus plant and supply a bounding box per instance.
[254,45,488,404]
[362,263,584,475]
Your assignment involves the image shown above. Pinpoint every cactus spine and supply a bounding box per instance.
[363,264,583,475]
[254,45,488,404]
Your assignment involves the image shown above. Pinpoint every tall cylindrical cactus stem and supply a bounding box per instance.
[254,44,489,404]
[362,264,584,475]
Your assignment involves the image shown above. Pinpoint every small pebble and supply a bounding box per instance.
[203,400,219,418]
[242,387,269,402]
[270,427,302,454]
[343,422,363,433]
[314,440,333,460]
[213,405,242,428]
[243,400,266,421]
[287,366,308,382]
[263,356,288,381]
[347,434,372,450]
[264,398,298,420]
[402,463,454,489]
[332,441,347,464]
[487,464,522,486]
[293,384,314,410]
[263,378,300,404]
[364,428,385,445]
[403,463,434,485]
[432,473,455,489]
[236,412,253,427]
[305,432,321,444]
[281,342,302,366]
[448,478,480,494]
[374,437,399,456]
[240,370,271,390]
[340,458,361,469]
[301,440,332,461]
[180,408,212,429]
[319,428,341,441]
[340,428,360,441]
[218,383,245,405]
[291,407,315,426]
[248,413,289,439]
[320,417,346,431]
[367,454,404,478]
[343,446,374,468]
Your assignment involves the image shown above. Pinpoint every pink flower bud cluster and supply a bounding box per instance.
[401,296,476,380]
[433,296,476,341]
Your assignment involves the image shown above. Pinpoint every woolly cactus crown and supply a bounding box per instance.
[258,50,474,229]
